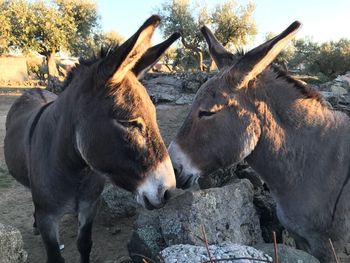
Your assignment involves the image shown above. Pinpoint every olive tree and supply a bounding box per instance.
[0,0,99,90]
[156,0,257,71]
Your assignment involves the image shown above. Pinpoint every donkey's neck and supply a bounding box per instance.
[43,86,86,172]
[246,70,350,200]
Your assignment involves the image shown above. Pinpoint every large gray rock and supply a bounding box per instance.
[142,74,183,103]
[128,181,262,261]
[98,185,140,225]
[254,243,320,263]
[159,243,272,263]
[159,179,263,246]
[128,209,166,262]
[0,223,27,263]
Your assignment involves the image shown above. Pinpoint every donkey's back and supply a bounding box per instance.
[4,88,57,187]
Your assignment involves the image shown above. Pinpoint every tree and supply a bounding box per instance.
[310,39,350,79]
[0,0,99,90]
[156,0,257,71]
[73,30,125,60]
[270,36,350,81]
[157,0,206,70]
[211,1,256,49]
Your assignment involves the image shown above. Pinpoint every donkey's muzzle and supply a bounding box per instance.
[176,172,199,189]
[168,141,201,189]
[141,189,171,210]
[136,156,176,210]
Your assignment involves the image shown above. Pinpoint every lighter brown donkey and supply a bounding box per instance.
[169,21,350,262]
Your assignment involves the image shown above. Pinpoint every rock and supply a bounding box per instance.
[0,223,27,263]
[128,209,166,263]
[282,230,297,248]
[128,181,262,261]
[330,85,348,96]
[334,72,350,90]
[128,225,166,263]
[344,243,350,255]
[159,179,263,246]
[182,72,210,93]
[175,94,195,105]
[142,75,183,103]
[254,243,320,263]
[236,166,264,189]
[158,243,272,263]
[253,188,284,243]
[98,184,140,225]
[198,165,237,189]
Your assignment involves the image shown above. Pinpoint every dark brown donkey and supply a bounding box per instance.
[4,16,179,263]
[169,22,350,262]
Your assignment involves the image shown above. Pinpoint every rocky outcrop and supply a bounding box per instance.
[97,184,140,225]
[254,243,320,263]
[142,72,214,105]
[159,179,262,246]
[128,179,263,262]
[159,243,272,263]
[0,223,27,263]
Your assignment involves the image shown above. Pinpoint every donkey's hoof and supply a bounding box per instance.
[33,227,40,236]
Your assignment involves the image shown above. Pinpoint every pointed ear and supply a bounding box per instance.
[232,21,301,89]
[201,25,237,69]
[132,32,181,79]
[101,15,160,84]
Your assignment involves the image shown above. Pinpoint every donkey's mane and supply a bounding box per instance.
[271,65,328,106]
[62,45,119,90]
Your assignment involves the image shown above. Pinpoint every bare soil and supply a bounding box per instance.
[0,94,189,263]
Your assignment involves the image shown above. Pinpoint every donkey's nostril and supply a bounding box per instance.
[143,195,155,210]
[164,190,171,201]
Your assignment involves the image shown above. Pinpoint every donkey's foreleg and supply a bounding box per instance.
[77,201,98,263]
[36,210,64,263]
[33,210,40,235]
[308,235,335,263]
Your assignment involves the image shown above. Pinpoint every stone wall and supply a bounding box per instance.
[0,57,28,82]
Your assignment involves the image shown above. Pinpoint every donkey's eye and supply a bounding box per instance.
[198,110,216,118]
[117,118,145,133]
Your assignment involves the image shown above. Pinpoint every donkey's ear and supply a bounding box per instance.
[232,21,301,89]
[201,25,237,69]
[102,15,160,84]
[132,32,181,79]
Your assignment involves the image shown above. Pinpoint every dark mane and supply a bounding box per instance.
[271,65,328,106]
[61,44,119,90]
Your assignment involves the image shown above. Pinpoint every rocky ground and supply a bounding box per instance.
[1,71,350,262]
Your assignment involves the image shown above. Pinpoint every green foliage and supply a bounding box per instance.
[156,0,257,71]
[0,0,99,86]
[275,37,350,80]
[211,1,256,49]
[309,39,350,79]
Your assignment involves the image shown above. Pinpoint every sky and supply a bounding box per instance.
[97,0,350,48]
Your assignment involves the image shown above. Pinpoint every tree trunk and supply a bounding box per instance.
[196,51,203,71]
[181,38,204,71]
[46,50,62,93]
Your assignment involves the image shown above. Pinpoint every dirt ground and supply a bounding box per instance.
[0,94,189,263]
